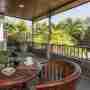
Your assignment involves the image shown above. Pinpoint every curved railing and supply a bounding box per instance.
[35,59,81,90]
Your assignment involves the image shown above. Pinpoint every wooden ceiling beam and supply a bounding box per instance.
[0,0,89,21]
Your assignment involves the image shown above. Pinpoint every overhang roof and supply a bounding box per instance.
[0,0,89,20]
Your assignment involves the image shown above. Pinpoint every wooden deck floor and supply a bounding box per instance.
[77,78,90,90]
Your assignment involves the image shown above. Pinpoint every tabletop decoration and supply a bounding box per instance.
[1,66,16,76]
[24,57,34,66]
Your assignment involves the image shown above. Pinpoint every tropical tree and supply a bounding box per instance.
[33,23,49,44]
[15,20,30,32]
[84,26,90,41]
[4,20,32,43]
[51,24,76,45]
[4,22,18,42]
[83,17,90,41]
[15,20,32,42]
[60,18,85,42]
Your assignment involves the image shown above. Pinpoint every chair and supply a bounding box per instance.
[35,60,81,90]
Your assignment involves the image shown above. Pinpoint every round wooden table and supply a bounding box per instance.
[0,64,37,90]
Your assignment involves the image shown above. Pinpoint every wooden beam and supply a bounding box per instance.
[32,20,34,47]
[33,0,89,21]
[47,14,52,60]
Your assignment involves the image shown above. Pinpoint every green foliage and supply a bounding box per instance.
[16,21,30,32]
[84,26,90,41]
[58,18,85,41]
[2,16,90,61]
[50,24,76,45]
[5,17,90,45]
[4,22,17,33]
[0,51,8,64]
[5,20,32,42]
[33,23,49,44]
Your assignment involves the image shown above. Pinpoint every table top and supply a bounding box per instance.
[0,64,37,87]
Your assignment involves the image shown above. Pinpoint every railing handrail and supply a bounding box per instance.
[29,42,90,60]
[29,42,90,48]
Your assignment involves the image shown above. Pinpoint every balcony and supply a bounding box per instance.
[0,0,90,90]
[7,41,90,90]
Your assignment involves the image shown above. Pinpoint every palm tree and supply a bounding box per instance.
[4,22,18,42]
[61,18,86,42]
[51,23,75,45]
[15,20,32,42]
[33,23,49,44]
[83,17,90,41]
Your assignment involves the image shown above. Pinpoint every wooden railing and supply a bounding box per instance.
[49,44,90,60]
[7,41,90,60]
[31,42,90,60]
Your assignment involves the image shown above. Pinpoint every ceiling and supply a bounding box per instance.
[0,0,89,20]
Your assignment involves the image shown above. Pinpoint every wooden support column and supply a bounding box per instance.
[32,20,34,47]
[0,15,7,51]
[47,14,52,60]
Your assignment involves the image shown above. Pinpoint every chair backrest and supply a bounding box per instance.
[40,60,74,81]
[36,60,77,90]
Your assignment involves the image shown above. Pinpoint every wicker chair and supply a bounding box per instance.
[35,60,81,90]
